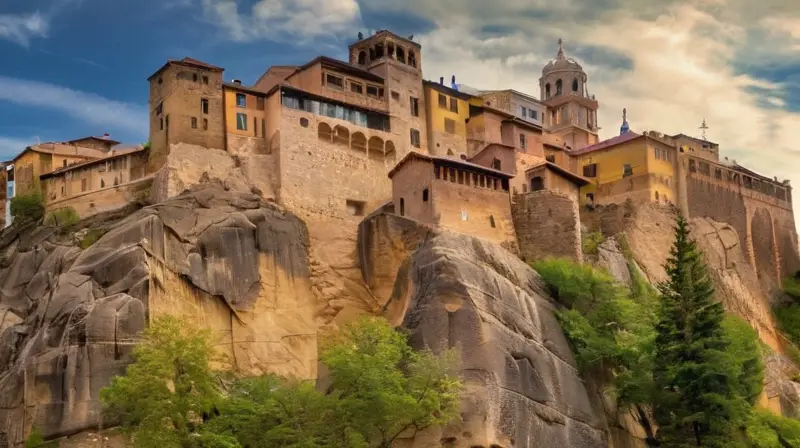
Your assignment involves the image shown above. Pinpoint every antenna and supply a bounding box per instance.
[699,118,709,141]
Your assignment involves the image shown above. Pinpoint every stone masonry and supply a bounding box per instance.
[512,190,582,263]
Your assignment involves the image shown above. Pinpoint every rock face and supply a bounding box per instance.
[0,185,316,446]
[362,213,609,447]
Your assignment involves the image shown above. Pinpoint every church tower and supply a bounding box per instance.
[539,39,599,150]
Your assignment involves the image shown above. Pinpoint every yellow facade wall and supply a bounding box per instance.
[645,139,678,204]
[224,88,268,139]
[424,86,470,154]
[577,137,648,205]
[13,151,90,196]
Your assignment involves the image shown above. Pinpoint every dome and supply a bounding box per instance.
[542,39,584,75]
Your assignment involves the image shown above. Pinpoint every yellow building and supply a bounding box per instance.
[571,130,677,206]
[423,79,472,158]
[222,82,269,155]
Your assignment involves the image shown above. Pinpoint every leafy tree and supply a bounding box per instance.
[99,315,222,448]
[10,192,44,223]
[652,215,743,447]
[745,409,800,448]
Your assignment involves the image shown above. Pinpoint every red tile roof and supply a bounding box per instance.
[568,131,643,156]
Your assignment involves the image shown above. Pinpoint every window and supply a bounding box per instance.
[62,159,67,168]
[444,118,456,134]
[202,76,209,85]
[530,110,538,120]
[236,113,247,130]
[572,78,579,92]
[489,215,496,228]
[623,164,633,177]
[519,134,527,150]
[422,189,429,202]
[410,97,419,117]
[256,97,265,110]
[583,163,597,177]
[438,93,447,108]
[254,117,258,136]
[586,193,595,203]
[203,118,208,130]
[410,129,420,148]
[100,179,105,188]
[531,176,544,191]
[545,83,551,98]
[655,191,660,202]
[391,91,400,100]
[157,77,163,85]
[193,73,198,82]
[155,102,163,115]
[399,198,405,216]
[81,178,87,192]
[449,98,458,113]
[300,117,309,128]
[236,93,246,108]
[346,200,365,216]
[350,82,363,94]
[715,168,722,180]
[159,118,164,130]
[366,85,383,98]
[521,106,527,117]
[191,117,197,129]
[326,73,344,90]
[492,158,501,170]
[546,154,556,163]
[201,98,209,114]
[555,79,563,95]
[688,159,697,172]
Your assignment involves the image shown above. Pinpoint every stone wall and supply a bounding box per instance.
[429,129,467,158]
[44,177,153,219]
[512,190,582,262]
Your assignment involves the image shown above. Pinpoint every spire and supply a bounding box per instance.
[620,108,630,135]
[557,38,565,59]
[699,118,709,141]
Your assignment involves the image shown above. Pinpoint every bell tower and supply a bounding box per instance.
[349,30,428,156]
[539,39,599,150]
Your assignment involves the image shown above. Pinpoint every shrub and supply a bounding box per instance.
[79,228,106,249]
[745,409,800,447]
[582,231,605,256]
[10,192,44,223]
[43,207,79,227]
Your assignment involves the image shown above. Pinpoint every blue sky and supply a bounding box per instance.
[1,0,799,221]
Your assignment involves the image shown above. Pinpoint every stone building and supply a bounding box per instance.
[389,151,516,249]
[40,146,149,219]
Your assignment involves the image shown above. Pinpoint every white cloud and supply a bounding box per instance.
[0,77,147,135]
[0,137,38,161]
[200,0,361,44]
[0,12,48,46]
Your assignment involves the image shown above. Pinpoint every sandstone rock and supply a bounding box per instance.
[596,238,632,286]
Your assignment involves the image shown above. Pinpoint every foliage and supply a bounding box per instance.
[99,315,222,448]
[533,258,656,406]
[745,409,800,448]
[721,315,764,405]
[581,231,606,256]
[143,140,152,150]
[10,192,44,223]
[43,207,80,227]
[102,316,462,448]
[79,228,107,249]
[23,427,54,448]
[652,214,748,447]
[783,275,800,300]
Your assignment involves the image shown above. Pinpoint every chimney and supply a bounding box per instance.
[439,77,444,85]
[232,79,242,85]
[102,133,110,139]
[451,75,458,91]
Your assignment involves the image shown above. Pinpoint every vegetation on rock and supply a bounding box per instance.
[43,207,80,227]
[581,231,606,256]
[101,316,462,448]
[79,228,107,249]
[10,192,44,223]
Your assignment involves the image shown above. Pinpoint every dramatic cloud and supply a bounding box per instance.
[0,77,147,135]
[200,0,361,45]
[0,12,48,46]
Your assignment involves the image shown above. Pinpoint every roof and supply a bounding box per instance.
[480,88,543,104]
[468,143,516,162]
[304,56,384,83]
[502,117,544,132]
[542,39,584,75]
[349,29,421,49]
[223,82,269,96]
[389,151,514,180]
[67,135,121,147]
[424,80,474,101]
[568,131,643,156]
[40,146,145,179]
[526,161,590,186]
[671,133,719,147]
[13,143,109,163]
[148,57,224,81]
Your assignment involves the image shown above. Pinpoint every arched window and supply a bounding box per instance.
[368,136,384,153]
[357,51,366,65]
[572,78,579,92]
[408,50,416,67]
[545,83,551,98]
[318,122,333,141]
[399,198,405,216]
[385,141,396,163]
[396,47,406,63]
[531,176,544,191]
[351,132,367,151]
[555,79,563,95]
[333,125,349,146]
[387,42,395,58]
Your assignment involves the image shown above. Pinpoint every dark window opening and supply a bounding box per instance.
[586,193,595,203]
[193,73,198,82]
[519,134,527,150]
[157,77,163,85]
[449,168,456,182]
[715,168,722,179]
[531,176,544,191]
[688,159,697,172]
[410,129,421,148]
[366,85,383,98]
[236,113,247,131]
[62,160,67,167]
[391,91,400,100]
[202,76,209,85]
[203,118,208,130]
[351,82,363,94]
[357,51,366,65]
[492,158,501,170]
[254,117,258,136]
[545,154,556,163]
[555,79,563,95]
[256,97,265,110]
[489,215,496,228]
[438,94,447,108]
[101,179,105,188]
[623,164,633,177]
[655,191,660,202]
[191,117,197,129]
[545,83,551,98]
[410,97,419,117]
[236,93,246,108]
[155,102,163,115]
[572,78,579,92]
[201,98,209,114]
[422,189,429,202]
[399,198,405,216]
[583,163,597,177]
[326,73,344,89]
[300,117,309,127]
[449,98,458,113]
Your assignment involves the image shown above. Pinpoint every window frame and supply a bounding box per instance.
[438,93,447,108]
[350,81,363,94]
[449,97,458,113]
[236,93,247,108]
[410,129,421,148]
[236,112,248,131]
[410,97,419,117]
[325,73,344,90]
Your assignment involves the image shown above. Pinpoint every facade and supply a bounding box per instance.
[10,141,109,197]
[479,89,546,129]
[389,151,516,248]
[423,79,471,158]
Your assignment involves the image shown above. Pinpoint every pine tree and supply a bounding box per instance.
[653,215,739,447]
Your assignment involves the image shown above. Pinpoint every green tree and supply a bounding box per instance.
[99,315,222,448]
[652,215,743,446]
[10,192,44,223]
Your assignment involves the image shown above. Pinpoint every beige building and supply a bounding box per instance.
[388,151,516,249]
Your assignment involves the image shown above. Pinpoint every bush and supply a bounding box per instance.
[79,228,106,249]
[745,409,800,447]
[43,207,79,227]
[10,192,44,223]
[582,231,605,256]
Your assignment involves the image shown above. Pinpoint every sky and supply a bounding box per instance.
[1,0,799,221]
